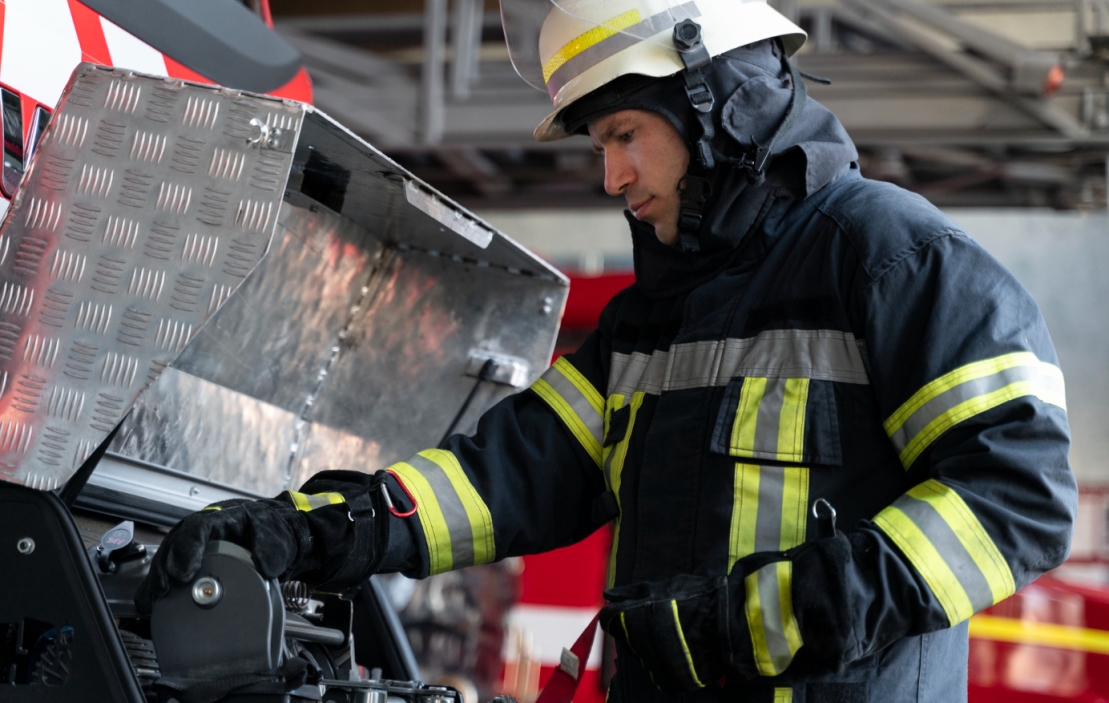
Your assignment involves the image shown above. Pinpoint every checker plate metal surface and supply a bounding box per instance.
[0,64,302,490]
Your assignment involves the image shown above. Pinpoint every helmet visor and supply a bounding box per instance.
[500,0,551,90]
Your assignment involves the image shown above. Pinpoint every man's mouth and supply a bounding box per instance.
[628,197,653,220]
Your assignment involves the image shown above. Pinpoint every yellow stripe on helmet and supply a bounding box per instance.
[542,9,642,83]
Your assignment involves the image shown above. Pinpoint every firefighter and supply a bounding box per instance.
[138,1,1077,700]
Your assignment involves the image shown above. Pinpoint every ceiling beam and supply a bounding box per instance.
[432,147,513,197]
[839,0,1089,139]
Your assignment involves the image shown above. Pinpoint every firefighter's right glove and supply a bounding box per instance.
[136,470,391,614]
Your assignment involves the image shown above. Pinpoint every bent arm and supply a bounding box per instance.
[753,233,1076,678]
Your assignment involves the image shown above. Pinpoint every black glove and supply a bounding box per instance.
[136,470,391,614]
[601,573,742,694]
[600,533,855,694]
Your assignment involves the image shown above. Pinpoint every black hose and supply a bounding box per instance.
[438,359,496,448]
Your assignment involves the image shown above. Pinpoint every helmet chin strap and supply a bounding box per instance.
[671,20,808,253]
[673,19,714,253]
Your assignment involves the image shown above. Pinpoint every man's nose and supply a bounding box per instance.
[603,151,633,197]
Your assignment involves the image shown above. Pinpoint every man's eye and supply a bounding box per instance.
[619,131,634,142]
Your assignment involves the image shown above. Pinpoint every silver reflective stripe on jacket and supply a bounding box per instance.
[608,329,870,396]
[884,351,1066,468]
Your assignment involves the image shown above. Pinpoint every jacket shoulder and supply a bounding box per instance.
[814,174,967,282]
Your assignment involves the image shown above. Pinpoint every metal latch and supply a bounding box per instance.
[464,351,530,389]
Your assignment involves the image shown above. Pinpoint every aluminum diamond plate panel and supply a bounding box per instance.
[106,200,566,499]
[0,64,302,490]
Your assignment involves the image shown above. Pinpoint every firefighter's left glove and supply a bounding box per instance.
[600,573,741,694]
[601,533,858,693]
[136,470,390,614]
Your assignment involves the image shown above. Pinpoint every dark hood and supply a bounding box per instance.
[562,40,858,299]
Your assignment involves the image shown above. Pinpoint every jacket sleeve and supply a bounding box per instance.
[775,229,1077,677]
[377,329,613,579]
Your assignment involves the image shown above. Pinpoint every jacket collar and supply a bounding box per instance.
[631,43,857,299]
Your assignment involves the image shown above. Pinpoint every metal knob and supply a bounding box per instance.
[191,576,223,607]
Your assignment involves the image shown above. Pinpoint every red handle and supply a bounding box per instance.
[534,614,600,703]
[384,469,418,518]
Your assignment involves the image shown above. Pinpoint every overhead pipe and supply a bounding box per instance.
[420,0,448,145]
[451,0,484,100]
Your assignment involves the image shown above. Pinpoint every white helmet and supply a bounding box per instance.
[500,0,807,141]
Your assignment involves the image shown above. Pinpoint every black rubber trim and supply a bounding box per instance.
[59,417,126,508]
[351,577,422,682]
[74,485,191,528]
[77,0,302,93]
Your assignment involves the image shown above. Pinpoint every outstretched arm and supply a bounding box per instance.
[381,329,614,578]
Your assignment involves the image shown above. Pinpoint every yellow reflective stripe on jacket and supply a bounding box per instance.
[670,599,705,689]
[287,491,346,512]
[729,377,810,462]
[606,392,645,588]
[884,352,1066,468]
[874,479,1015,626]
[774,689,793,703]
[729,464,809,573]
[731,377,764,455]
[388,449,495,575]
[778,379,809,460]
[745,561,803,677]
[531,357,605,468]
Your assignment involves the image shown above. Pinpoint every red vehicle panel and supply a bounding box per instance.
[0,0,312,217]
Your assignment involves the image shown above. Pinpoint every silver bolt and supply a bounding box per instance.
[191,576,223,607]
[16,537,34,555]
[266,127,283,149]
[247,117,270,147]
[189,486,200,497]
[541,297,554,315]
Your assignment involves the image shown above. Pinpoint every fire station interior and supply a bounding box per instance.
[1,0,1108,702]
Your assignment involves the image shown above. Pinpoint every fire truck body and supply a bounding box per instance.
[0,0,311,220]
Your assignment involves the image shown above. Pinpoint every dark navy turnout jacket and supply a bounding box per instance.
[380,41,1076,702]
[382,165,1075,702]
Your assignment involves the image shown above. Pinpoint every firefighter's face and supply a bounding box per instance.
[589,109,690,246]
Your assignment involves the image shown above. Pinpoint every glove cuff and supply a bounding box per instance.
[729,532,856,682]
[312,494,389,591]
[288,472,391,591]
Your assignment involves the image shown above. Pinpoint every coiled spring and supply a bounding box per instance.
[282,580,310,612]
